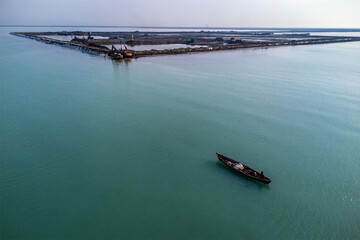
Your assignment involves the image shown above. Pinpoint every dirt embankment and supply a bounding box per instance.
[11,31,360,59]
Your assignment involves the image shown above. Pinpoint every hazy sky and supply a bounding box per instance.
[0,0,359,28]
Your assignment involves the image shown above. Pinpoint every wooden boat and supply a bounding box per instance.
[216,153,271,184]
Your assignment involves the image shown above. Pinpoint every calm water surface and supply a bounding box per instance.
[1,27,360,239]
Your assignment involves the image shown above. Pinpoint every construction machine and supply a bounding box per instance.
[228,37,243,44]
[82,32,94,40]
[108,42,133,60]
[126,34,135,45]
[120,41,133,58]
[108,45,123,60]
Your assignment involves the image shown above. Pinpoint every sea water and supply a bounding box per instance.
[1,27,360,239]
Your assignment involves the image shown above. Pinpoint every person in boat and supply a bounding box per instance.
[248,170,255,176]
[260,171,264,178]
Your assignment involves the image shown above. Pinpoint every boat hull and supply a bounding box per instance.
[217,153,271,184]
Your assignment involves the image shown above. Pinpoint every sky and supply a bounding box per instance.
[0,0,359,28]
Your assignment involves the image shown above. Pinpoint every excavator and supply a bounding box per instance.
[109,45,123,60]
[108,41,133,60]
[120,41,133,58]
[126,35,135,45]
[82,32,94,40]
[228,37,243,44]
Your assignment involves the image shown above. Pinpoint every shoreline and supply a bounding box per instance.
[11,31,360,59]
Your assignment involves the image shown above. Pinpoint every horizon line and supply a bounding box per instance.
[1,25,360,31]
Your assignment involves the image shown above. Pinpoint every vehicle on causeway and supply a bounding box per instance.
[217,153,272,184]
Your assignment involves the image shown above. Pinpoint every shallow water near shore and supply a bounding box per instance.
[1,27,360,239]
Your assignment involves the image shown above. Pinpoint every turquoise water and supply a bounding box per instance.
[1,27,360,239]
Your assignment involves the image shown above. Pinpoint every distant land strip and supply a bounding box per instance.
[11,30,360,59]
